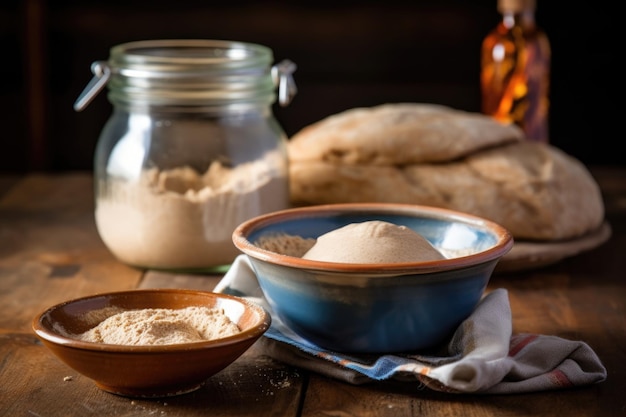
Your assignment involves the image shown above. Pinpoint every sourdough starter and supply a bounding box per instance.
[256,221,445,263]
[302,221,445,263]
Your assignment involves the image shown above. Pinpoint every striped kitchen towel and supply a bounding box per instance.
[215,255,607,394]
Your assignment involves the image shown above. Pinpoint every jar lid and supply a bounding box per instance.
[74,39,297,111]
[497,0,536,13]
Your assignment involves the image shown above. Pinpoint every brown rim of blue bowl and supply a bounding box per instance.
[232,203,514,274]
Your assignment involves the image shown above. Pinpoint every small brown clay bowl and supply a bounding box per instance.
[32,289,271,398]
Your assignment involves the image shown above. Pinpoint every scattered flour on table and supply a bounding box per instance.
[75,306,241,345]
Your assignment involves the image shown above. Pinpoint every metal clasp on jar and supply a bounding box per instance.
[73,61,111,112]
[271,60,298,107]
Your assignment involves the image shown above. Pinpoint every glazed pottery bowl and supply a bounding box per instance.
[32,289,271,397]
[232,203,513,353]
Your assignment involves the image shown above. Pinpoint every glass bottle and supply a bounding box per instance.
[480,0,551,142]
[74,39,297,272]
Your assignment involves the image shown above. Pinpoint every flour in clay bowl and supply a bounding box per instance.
[60,306,241,346]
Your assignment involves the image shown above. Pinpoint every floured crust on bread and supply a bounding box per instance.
[289,141,605,241]
[288,103,525,165]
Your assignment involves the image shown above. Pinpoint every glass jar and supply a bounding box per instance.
[75,39,297,271]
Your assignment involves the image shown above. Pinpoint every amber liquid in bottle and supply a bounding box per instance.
[481,1,551,142]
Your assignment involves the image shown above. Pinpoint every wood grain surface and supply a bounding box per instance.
[1,168,624,417]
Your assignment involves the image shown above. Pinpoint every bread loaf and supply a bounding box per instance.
[289,103,524,165]
[288,104,605,241]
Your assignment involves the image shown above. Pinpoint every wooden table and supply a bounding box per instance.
[1,167,624,417]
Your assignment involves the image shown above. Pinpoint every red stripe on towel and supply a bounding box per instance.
[549,369,573,387]
[509,334,539,357]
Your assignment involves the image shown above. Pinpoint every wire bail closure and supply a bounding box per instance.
[73,61,111,112]
[272,60,298,107]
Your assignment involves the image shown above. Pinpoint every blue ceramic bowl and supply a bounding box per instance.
[232,203,513,353]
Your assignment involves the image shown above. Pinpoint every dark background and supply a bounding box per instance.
[1,0,621,173]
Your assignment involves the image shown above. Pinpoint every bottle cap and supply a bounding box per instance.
[497,0,536,13]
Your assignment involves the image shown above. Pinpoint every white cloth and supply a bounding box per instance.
[215,255,607,394]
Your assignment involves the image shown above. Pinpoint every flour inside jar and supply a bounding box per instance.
[95,149,288,270]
